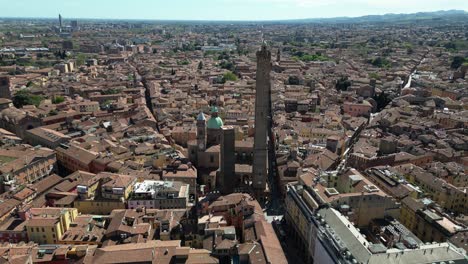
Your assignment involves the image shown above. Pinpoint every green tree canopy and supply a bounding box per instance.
[12,89,44,108]
[368,72,380,80]
[288,76,301,85]
[369,57,391,68]
[292,51,330,62]
[52,95,65,104]
[373,92,392,111]
[222,72,238,83]
[101,88,123,95]
[335,76,352,91]
[76,54,86,66]
[444,42,457,50]
[451,56,467,69]
[217,51,230,61]
[219,60,235,71]
[177,59,190,65]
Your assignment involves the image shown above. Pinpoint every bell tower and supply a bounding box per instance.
[197,112,206,151]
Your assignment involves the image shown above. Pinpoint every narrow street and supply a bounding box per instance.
[264,75,284,219]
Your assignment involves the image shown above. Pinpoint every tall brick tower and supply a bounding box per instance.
[59,14,63,32]
[196,112,206,151]
[218,125,236,194]
[252,44,271,197]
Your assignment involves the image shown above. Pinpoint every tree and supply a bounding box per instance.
[369,57,391,68]
[373,92,391,111]
[52,95,65,104]
[217,51,230,61]
[288,76,301,85]
[451,56,466,69]
[237,45,247,56]
[235,37,241,46]
[177,59,190,65]
[368,73,380,80]
[76,54,86,66]
[335,76,351,91]
[101,100,113,109]
[101,88,123,95]
[219,60,235,71]
[198,61,203,70]
[406,46,414,55]
[12,90,44,108]
[222,72,238,83]
[444,42,457,50]
[292,51,329,62]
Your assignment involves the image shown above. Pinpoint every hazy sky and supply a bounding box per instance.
[1,0,467,20]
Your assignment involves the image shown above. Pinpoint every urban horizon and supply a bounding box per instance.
[2,9,467,21]
[2,0,468,20]
[0,2,467,264]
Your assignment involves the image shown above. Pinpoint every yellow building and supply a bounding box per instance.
[152,149,176,169]
[395,164,467,215]
[298,126,343,144]
[74,172,135,214]
[399,197,422,233]
[75,171,100,200]
[0,147,56,192]
[74,200,126,215]
[400,197,466,244]
[100,173,135,200]
[284,183,317,264]
[25,207,78,244]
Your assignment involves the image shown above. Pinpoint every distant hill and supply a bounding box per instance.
[0,10,466,24]
[286,10,468,24]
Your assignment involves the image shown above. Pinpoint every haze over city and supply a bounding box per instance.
[0,1,467,264]
[1,0,467,20]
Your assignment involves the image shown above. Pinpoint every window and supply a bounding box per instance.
[210,155,214,163]
[42,228,45,232]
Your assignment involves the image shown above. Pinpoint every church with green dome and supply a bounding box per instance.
[207,106,223,129]
[187,105,224,172]
[206,105,223,146]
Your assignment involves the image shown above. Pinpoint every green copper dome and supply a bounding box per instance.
[207,116,223,129]
[210,105,219,113]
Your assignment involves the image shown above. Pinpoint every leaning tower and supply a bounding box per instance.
[252,44,272,197]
